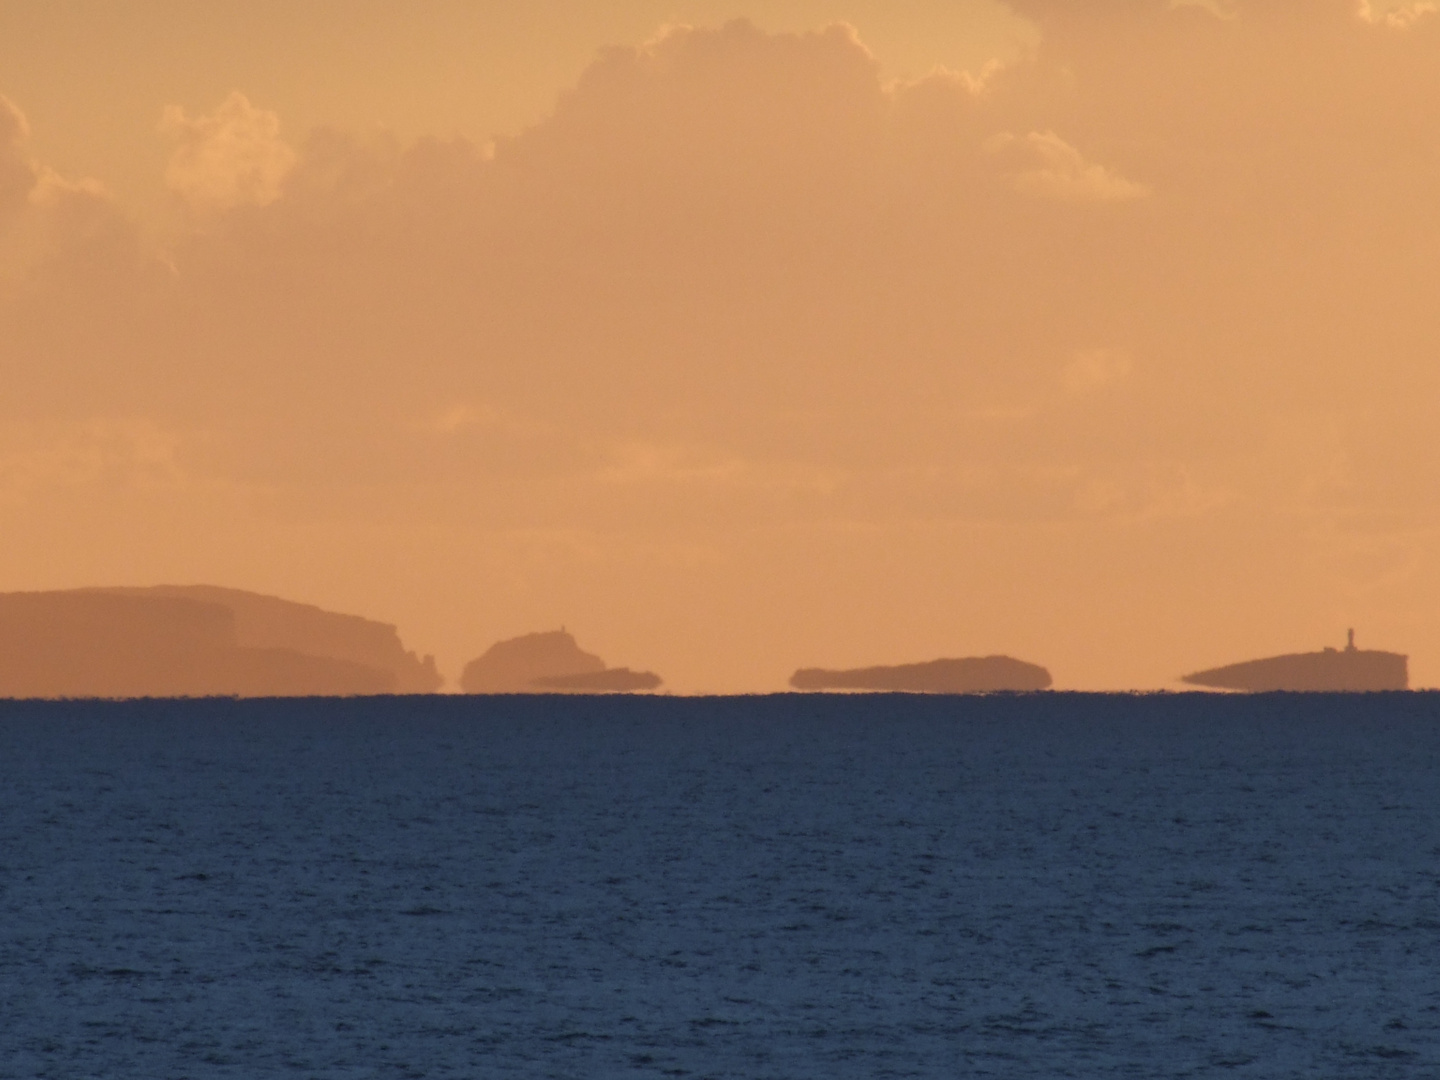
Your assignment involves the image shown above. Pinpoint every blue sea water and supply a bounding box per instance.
[2,693,1439,1078]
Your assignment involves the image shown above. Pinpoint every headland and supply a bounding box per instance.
[0,587,439,698]
[1181,630,1408,692]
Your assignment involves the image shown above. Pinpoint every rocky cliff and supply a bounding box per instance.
[0,587,438,698]
[102,585,440,692]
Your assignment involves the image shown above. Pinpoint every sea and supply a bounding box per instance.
[2,692,1439,1078]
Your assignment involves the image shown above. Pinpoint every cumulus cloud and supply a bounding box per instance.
[0,96,133,287]
[492,19,888,206]
[985,130,1150,202]
[160,92,296,210]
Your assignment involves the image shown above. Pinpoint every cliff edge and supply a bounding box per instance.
[102,585,440,692]
[0,587,439,698]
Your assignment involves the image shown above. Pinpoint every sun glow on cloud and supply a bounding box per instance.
[160,92,296,211]
[986,130,1149,203]
[1356,0,1439,27]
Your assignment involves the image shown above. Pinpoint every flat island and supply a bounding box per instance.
[790,656,1052,693]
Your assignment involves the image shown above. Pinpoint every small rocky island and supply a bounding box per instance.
[790,656,1053,693]
[1181,629,1408,692]
[460,629,663,693]
[0,586,441,698]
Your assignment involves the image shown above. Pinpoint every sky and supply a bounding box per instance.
[3,0,1439,692]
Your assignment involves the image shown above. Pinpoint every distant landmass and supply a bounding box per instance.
[460,630,663,693]
[532,668,664,692]
[1181,630,1408,692]
[0,587,441,698]
[790,656,1053,693]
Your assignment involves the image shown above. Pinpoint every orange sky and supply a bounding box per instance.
[3,1,1439,692]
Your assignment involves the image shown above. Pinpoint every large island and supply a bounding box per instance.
[0,586,441,698]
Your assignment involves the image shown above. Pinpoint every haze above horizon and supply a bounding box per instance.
[3,1,1438,693]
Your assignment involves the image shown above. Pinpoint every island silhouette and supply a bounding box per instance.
[0,586,440,698]
[1180,629,1408,692]
[460,629,663,693]
[789,656,1053,693]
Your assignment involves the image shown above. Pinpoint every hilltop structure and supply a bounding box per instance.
[790,656,1052,693]
[460,629,662,693]
[1181,630,1408,692]
[0,587,440,698]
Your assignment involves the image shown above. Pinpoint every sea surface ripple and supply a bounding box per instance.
[2,693,1439,1078]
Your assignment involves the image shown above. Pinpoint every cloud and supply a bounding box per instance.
[0,96,133,287]
[1356,0,1439,27]
[160,92,296,210]
[985,130,1150,202]
[492,19,888,206]
[0,96,37,225]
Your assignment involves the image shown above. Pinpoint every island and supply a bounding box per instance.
[0,586,441,698]
[460,629,663,693]
[789,656,1053,693]
[531,668,663,692]
[1181,630,1408,692]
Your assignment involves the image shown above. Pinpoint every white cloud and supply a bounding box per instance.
[986,130,1150,203]
[160,92,296,211]
[896,59,1005,99]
